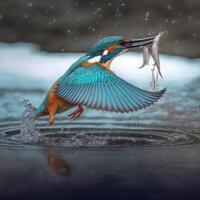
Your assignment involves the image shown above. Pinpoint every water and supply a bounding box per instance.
[1,120,200,148]
[0,43,200,199]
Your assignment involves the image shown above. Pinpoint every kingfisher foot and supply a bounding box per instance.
[68,105,84,120]
[49,115,55,125]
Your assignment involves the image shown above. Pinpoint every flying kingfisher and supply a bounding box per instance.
[31,36,166,125]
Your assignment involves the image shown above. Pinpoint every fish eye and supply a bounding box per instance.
[102,49,109,56]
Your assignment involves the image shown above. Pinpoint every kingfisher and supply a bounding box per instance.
[31,36,166,125]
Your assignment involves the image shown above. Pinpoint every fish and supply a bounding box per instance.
[150,31,166,79]
[138,46,150,69]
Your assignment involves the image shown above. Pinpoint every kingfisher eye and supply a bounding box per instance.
[102,49,109,55]
[120,40,130,47]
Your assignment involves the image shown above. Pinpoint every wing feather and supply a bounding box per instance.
[115,82,139,111]
[107,82,119,111]
[57,63,166,112]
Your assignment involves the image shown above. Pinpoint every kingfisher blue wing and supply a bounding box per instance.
[57,63,166,113]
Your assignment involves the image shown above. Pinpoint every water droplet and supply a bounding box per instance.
[167,5,172,10]
[171,19,176,24]
[90,1,95,6]
[28,2,33,7]
[192,33,197,37]
[24,14,29,19]
[145,12,150,21]
[74,2,79,6]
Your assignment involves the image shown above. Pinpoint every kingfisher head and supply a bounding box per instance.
[87,35,155,64]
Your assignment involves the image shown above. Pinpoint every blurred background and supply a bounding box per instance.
[0,0,199,57]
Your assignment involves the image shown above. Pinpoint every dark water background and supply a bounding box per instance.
[1,146,200,200]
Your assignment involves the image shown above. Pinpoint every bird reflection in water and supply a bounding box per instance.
[47,150,71,176]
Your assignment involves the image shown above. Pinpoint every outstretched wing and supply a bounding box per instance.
[57,63,166,112]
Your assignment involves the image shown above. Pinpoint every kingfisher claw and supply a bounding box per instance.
[68,105,84,120]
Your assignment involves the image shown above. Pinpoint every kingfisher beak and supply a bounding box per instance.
[121,36,155,48]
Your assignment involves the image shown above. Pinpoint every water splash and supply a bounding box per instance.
[11,99,40,143]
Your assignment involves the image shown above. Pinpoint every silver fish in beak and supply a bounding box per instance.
[150,32,166,79]
[138,46,150,69]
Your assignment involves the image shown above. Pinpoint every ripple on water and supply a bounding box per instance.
[0,98,198,149]
[0,120,199,149]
